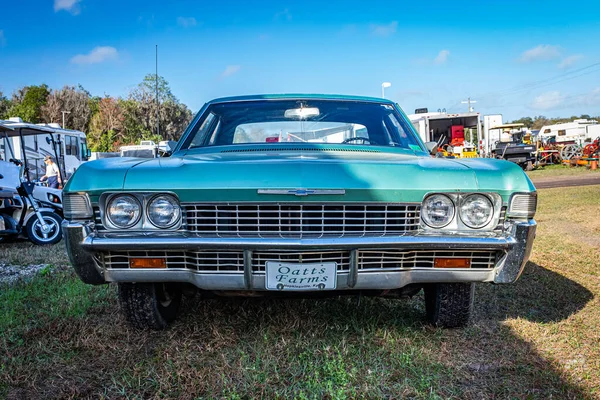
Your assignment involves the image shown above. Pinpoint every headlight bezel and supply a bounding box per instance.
[100,192,182,231]
[420,192,502,231]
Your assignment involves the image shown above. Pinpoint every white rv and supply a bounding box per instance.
[539,119,599,144]
[0,118,90,181]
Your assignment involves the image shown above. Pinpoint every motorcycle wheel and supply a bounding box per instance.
[26,211,63,245]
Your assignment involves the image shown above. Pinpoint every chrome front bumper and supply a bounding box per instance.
[63,220,536,289]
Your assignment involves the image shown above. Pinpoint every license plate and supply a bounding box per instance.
[265,261,337,291]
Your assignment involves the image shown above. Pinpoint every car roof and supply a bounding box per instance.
[208,94,395,105]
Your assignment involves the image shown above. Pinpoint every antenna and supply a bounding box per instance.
[156,44,160,137]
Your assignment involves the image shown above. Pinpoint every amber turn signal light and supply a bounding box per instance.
[434,258,471,268]
[129,258,167,268]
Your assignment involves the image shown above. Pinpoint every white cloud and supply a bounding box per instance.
[434,50,450,64]
[274,8,292,21]
[370,21,397,37]
[70,46,119,65]
[220,65,241,78]
[54,0,81,14]
[558,54,584,69]
[177,17,197,28]
[531,91,563,110]
[0,30,5,47]
[519,44,561,63]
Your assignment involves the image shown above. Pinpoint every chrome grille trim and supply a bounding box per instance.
[358,250,498,271]
[93,207,105,231]
[97,249,500,274]
[101,250,244,273]
[252,251,350,272]
[183,203,421,238]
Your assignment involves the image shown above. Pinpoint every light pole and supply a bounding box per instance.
[61,111,71,129]
[381,82,391,99]
[461,97,477,112]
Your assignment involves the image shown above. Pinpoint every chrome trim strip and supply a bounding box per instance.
[82,234,515,251]
[258,189,346,196]
[243,249,253,289]
[102,268,496,290]
[348,249,358,288]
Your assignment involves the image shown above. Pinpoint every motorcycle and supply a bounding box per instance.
[0,158,63,245]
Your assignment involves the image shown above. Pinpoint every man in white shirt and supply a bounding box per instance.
[40,156,62,189]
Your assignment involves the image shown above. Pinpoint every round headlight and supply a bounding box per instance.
[107,194,141,228]
[147,194,181,228]
[459,194,494,229]
[422,194,455,228]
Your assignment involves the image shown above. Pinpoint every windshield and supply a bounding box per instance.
[121,149,156,158]
[180,100,423,150]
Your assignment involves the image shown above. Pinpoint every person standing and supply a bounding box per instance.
[40,156,62,189]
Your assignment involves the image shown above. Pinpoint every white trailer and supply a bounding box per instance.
[408,111,481,144]
[539,119,598,144]
[0,118,90,181]
[482,114,505,156]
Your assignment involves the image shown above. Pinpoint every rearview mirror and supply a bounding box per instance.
[284,107,320,119]
[425,142,438,155]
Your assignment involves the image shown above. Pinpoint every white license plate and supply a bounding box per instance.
[265,261,337,291]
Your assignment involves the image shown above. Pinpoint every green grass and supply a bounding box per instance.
[1,187,600,398]
[527,163,600,179]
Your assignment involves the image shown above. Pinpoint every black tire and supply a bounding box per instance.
[25,211,63,245]
[424,283,474,328]
[118,283,182,330]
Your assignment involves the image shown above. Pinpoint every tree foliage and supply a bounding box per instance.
[2,75,193,153]
[0,91,11,119]
[41,85,92,131]
[8,84,50,123]
[511,114,598,130]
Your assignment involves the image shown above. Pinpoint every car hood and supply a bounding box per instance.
[66,147,535,203]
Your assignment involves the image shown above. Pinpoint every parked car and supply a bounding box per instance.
[62,94,537,330]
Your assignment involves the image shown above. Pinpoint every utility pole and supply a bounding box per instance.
[156,44,160,137]
[461,97,477,112]
[61,110,71,129]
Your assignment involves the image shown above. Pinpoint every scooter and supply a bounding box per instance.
[0,159,63,245]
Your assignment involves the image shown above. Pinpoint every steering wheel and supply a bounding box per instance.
[341,137,374,145]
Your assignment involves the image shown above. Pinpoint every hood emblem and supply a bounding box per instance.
[258,189,346,197]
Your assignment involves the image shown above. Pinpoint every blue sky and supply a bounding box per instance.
[1,0,599,121]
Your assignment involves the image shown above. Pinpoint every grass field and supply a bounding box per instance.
[527,163,600,179]
[1,186,599,399]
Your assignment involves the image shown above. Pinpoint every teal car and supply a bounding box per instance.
[62,95,537,330]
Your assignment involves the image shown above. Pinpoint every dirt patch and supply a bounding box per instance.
[0,263,50,286]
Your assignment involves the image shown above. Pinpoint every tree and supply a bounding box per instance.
[126,74,192,142]
[0,91,11,119]
[88,97,125,152]
[41,85,92,131]
[8,84,50,122]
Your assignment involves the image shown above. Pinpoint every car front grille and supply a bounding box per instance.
[97,249,500,273]
[183,203,421,238]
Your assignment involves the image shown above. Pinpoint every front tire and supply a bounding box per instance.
[118,283,182,330]
[25,211,63,245]
[424,283,474,328]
